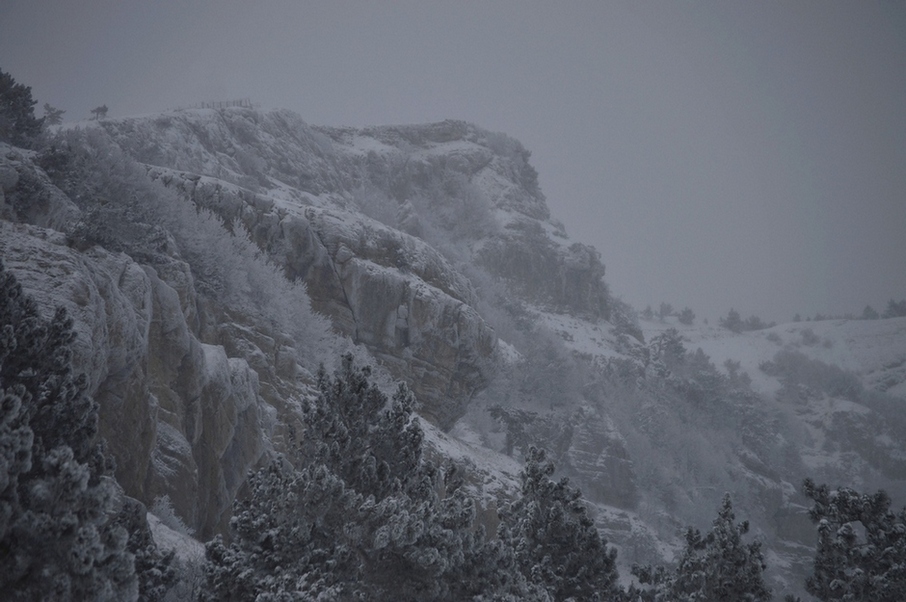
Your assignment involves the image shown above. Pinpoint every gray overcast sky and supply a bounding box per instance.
[2,1,905,323]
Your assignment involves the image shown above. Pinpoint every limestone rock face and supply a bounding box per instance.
[477,219,610,320]
[95,109,617,426]
[0,221,266,538]
[564,414,639,509]
[4,109,622,540]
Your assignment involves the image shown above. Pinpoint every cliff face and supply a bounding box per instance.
[98,109,608,427]
[7,110,904,599]
[2,112,611,537]
[0,219,265,539]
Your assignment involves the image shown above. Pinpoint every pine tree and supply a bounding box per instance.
[204,355,527,601]
[719,308,744,333]
[658,303,674,320]
[631,495,771,602]
[498,446,621,601]
[0,259,139,601]
[42,103,65,126]
[0,68,45,147]
[803,479,906,601]
[113,498,177,602]
[90,105,109,120]
[882,299,906,319]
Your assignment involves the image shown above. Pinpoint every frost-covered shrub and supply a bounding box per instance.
[38,128,336,368]
[150,495,194,537]
[744,314,773,331]
[765,331,782,345]
[800,327,820,346]
[649,328,687,372]
[760,349,862,400]
[719,308,774,333]
[612,297,642,344]
[409,167,497,246]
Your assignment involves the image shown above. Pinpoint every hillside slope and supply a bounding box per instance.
[2,107,904,598]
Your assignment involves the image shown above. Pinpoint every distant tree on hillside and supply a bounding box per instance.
[720,308,744,333]
[641,305,654,320]
[745,314,769,330]
[0,67,44,146]
[649,327,687,371]
[883,299,906,319]
[678,307,695,325]
[42,102,65,126]
[862,305,880,320]
[659,302,674,320]
[90,104,108,120]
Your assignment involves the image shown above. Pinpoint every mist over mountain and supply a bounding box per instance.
[2,95,905,600]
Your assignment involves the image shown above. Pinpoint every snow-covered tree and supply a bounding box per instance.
[649,328,686,372]
[0,68,44,147]
[498,446,621,601]
[42,103,65,126]
[90,104,108,120]
[719,308,744,333]
[631,494,771,602]
[204,355,528,600]
[0,259,139,601]
[883,299,906,319]
[658,302,674,320]
[113,498,177,602]
[862,305,879,320]
[678,307,695,325]
[803,479,906,602]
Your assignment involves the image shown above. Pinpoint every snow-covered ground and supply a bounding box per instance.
[643,315,906,397]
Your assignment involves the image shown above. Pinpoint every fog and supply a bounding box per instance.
[2,0,904,323]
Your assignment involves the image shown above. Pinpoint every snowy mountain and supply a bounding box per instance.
[2,106,904,599]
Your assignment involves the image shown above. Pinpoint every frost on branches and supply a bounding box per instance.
[803,479,906,602]
[0,259,137,601]
[203,355,532,601]
[498,446,621,602]
[630,494,771,602]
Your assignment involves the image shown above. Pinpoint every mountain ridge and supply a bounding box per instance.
[3,107,905,598]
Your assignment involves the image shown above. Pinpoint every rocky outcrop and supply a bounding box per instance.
[1,143,79,230]
[564,412,639,509]
[477,219,610,320]
[96,108,617,425]
[0,220,268,538]
[144,166,496,428]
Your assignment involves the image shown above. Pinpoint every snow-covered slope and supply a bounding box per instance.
[528,305,906,595]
